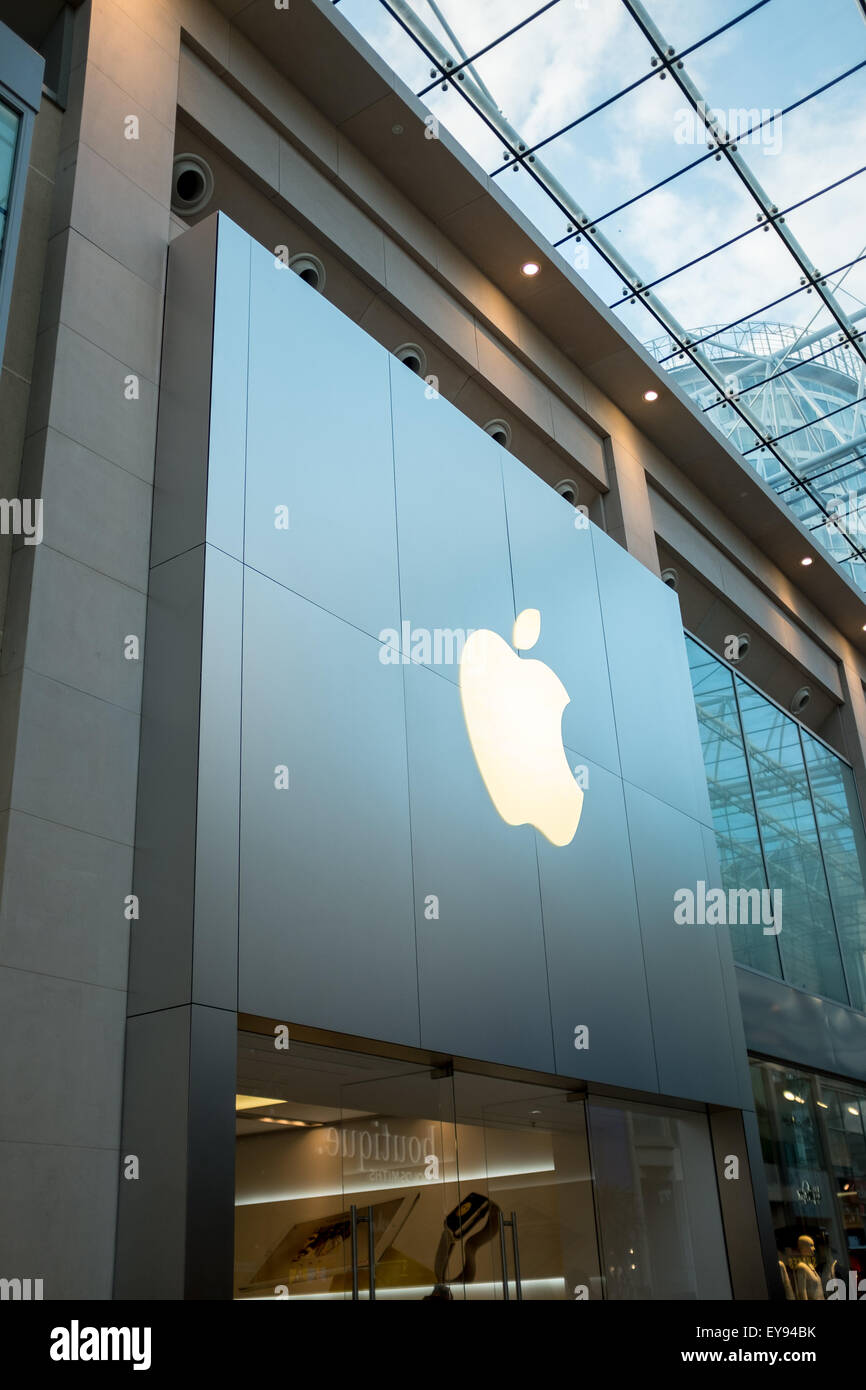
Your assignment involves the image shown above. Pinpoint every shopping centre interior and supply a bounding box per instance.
[1,0,866,1301]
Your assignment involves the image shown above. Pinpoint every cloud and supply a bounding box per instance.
[343,0,866,335]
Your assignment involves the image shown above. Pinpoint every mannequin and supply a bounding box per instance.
[793,1235,825,1300]
[778,1254,795,1300]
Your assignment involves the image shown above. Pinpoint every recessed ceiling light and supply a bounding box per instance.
[643,389,659,402]
[801,556,813,566]
[235,1094,285,1111]
[861,624,866,632]
[521,260,540,277]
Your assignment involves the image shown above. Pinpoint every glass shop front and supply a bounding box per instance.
[751,1057,866,1300]
[234,1026,733,1301]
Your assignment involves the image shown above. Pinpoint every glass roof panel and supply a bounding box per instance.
[645,0,773,52]
[490,162,574,244]
[747,78,866,217]
[339,0,866,590]
[533,74,713,232]
[646,223,798,329]
[460,0,651,153]
[420,80,512,168]
[782,180,866,295]
[336,0,434,87]
[682,0,865,115]
[413,0,557,55]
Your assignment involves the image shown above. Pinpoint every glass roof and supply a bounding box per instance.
[335,0,866,592]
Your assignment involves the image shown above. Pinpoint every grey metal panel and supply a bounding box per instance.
[149,216,218,568]
[0,20,44,111]
[243,239,400,640]
[391,356,514,683]
[404,659,555,1073]
[206,215,250,561]
[184,1005,237,1300]
[736,965,836,1073]
[192,547,243,1010]
[128,547,205,1017]
[702,822,755,1112]
[115,1003,237,1300]
[115,1006,191,1300]
[593,526,713,826]
[135,217,756,1148]
[741,1105,788,1300]
[502,454,620,776]
[708,1107,769,1300]
[735,964,866,1081]
[829,1001,866,1082]
[238,567,419,1043]
[624,781,742,1107]
[542,748,657,1090]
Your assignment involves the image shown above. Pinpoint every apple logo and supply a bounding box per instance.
[459,608,584,846]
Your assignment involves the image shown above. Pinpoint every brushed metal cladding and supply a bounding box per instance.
[128,546,205,1017]
[136,214,750,1110]
[243,246,399,640]
[114,1005,236,1300]
[147,214,249,566]
[238,566,419,1044]
[831,1002,866,1082]
[148,216,217,570]
[736,964,866,1082]
[592,525,714,828]
[403,658,555,1072]
[206,217,250,562]
[501,452,620,777]
[192,546,243,1010]
[114,1006,191,1299]
[736,966,834,1071]
[702,823,755,1113]
[390,354,514,683]
[624,781,748,1108]
[541,749,658,1092]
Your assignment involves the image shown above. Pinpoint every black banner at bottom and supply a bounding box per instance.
[1,1298,859,1375]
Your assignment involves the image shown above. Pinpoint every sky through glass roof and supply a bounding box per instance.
[334,0,866,592]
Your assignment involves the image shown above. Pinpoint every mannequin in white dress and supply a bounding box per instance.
[793,1235,825,1300]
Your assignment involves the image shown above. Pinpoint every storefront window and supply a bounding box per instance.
[234,1035,462,1301]
[736,680,847,1002]
[686,634,866,1008]
[0,100,20,261]
[234,1028,731,1300]
[803,733,866,1010]
[686,640,781,977]
[750,1058,866,1298]
[587,1099,731,1300]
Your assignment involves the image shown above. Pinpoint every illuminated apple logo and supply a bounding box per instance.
[459,608,584,846]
